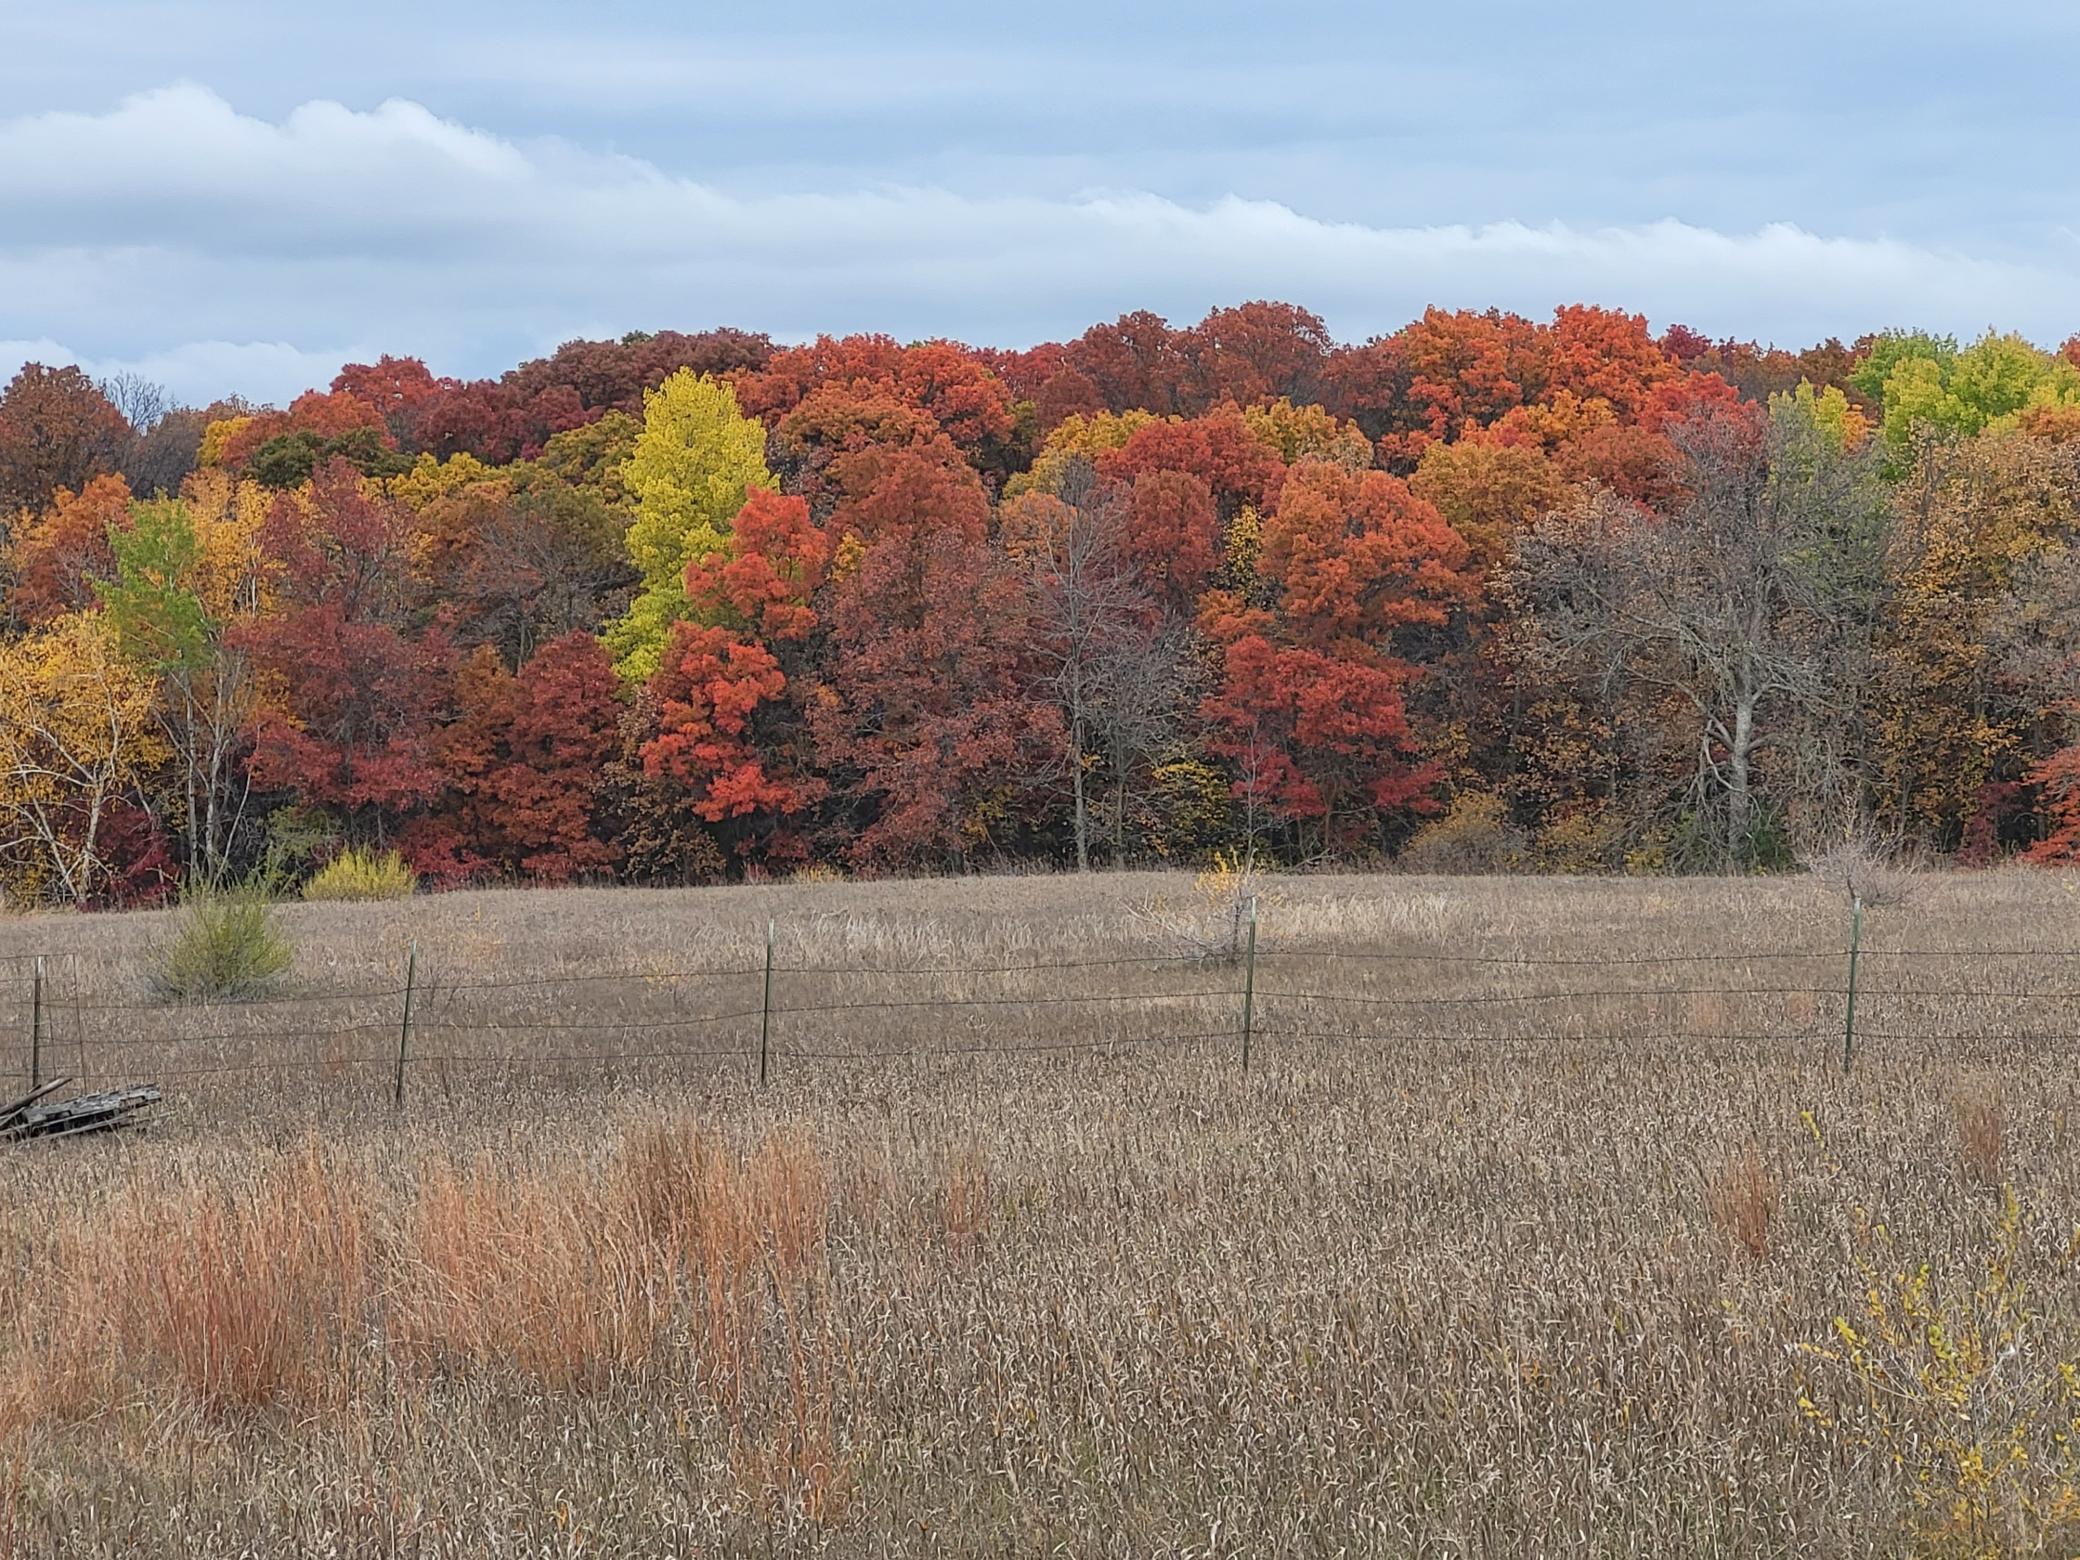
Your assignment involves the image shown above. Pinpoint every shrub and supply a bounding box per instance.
[303,847,417,903]
[1398,790,1525,874]
[150,886,294,1002]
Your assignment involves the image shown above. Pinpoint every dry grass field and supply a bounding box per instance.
[0,868,2078,1555]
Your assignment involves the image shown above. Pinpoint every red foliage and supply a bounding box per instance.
[2026,732,2080,865]
[1098,406,1285,519]
[1544,304,1674,417]
[740,335,1013,454]
[1320,337,1409,441]
[1178,301,1332,408]
[684,489,830,642]
[1257,460,1471,645]
[331,356,447,442]
[242,606,452,819]
[411,380,524,463]
[1062,311,1186,416]
[217,389,393,473]
[6,473,134,624]
[1123,468,1222,609]
[430,635,623,882]
[828,437,991,543]
[0,364,131,515]
[815,528,1058,868]
[1200,636,1434,835]
[644,624,826,833]
[259,460,412,617]
[1377,307,1546,464]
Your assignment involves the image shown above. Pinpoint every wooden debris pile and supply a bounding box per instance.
[0,1078,162,1143]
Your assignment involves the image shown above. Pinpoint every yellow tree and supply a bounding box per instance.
[604,371,773,681]
[0,611,167,905]
[1240,397,1373,470]
[1872,429,2080,852]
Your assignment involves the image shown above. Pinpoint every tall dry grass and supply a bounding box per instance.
[0,868,2073,1553]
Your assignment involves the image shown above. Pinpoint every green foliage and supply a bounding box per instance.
[249,432,320,489]
[94,498,211,677]
[303,846,418,902]
[1863,329,2080,457]
[1847,328,1956,403]
[604,371,774,681]
[149,884,294,1002]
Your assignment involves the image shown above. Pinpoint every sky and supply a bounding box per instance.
[4,1,2079,407]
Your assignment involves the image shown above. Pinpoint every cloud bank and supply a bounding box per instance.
[3,84,2075,407]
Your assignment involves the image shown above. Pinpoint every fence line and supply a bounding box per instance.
[12,905,2080,1100]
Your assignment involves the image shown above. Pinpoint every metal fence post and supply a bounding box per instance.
[29,955,43,1090]
[393,940,417,1109]
[758,919,775,1090]
[1240,896,1258,1071]
[1841,894,1863,1075]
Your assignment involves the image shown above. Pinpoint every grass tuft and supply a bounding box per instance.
[303,846,418,902]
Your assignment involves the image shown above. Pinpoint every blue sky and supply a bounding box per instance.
[4,1,2078,405]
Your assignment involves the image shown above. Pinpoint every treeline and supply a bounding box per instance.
[3,303,2079,904]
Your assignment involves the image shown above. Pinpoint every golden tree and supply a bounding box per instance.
[0,611,167,905]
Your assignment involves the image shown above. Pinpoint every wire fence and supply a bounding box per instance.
[6,896,2080,1104]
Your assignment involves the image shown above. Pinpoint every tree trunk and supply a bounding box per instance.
[1726,695,1755,865]
[1069,705,1090,873]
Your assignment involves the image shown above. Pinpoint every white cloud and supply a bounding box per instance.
[0,339,370,409]
[4,85,2078,406]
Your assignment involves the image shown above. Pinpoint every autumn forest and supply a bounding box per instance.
[4,302,2079,906]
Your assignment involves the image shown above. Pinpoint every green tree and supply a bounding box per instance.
[94,490,266,883]
[1862,330,2080,459]
[604,371,773,681]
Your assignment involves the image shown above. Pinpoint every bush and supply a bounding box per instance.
[303,848,417,903]
[1398,791,1525,874]
[150,887,294,1002]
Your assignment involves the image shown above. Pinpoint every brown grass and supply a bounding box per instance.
[1707,1144,1779,1262]
[1955,1079,2007,1188]
[0,868,2074,1554]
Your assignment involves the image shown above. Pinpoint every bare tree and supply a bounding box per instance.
[1515,399,1889,866]
[1091,613,1200,862]
[1015,459,1163,871]
[122,406,210,498]
[97,371,168,434]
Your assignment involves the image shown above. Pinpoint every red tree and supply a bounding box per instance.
[242,461,445,843]
[1178,301,1333,408]
[1098,406,1284,520]
[1122,468,1222,609]
[815,528,1058,868]
[0,364,130,515]
[6,474,134,624]
[426,635,622,882]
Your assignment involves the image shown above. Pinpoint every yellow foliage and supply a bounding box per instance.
[604,371,773,682]
[174,469,273,622]
[1795,1122,2080,1555]
[0,612,168,904]
[197,415,254,470]
[1004,410,1157,498]
[390,452,495,511]
[303,847,418,902]
[1241,398,1373,469]
[1871,431,2080,845]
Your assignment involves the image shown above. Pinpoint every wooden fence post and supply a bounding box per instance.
[1841,893,1863,1076]
[1240,896,1258,1071]
[393,940,417,1110]
[758,919,774,1090]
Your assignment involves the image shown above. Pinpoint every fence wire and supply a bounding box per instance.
[5,928,2080,1097]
